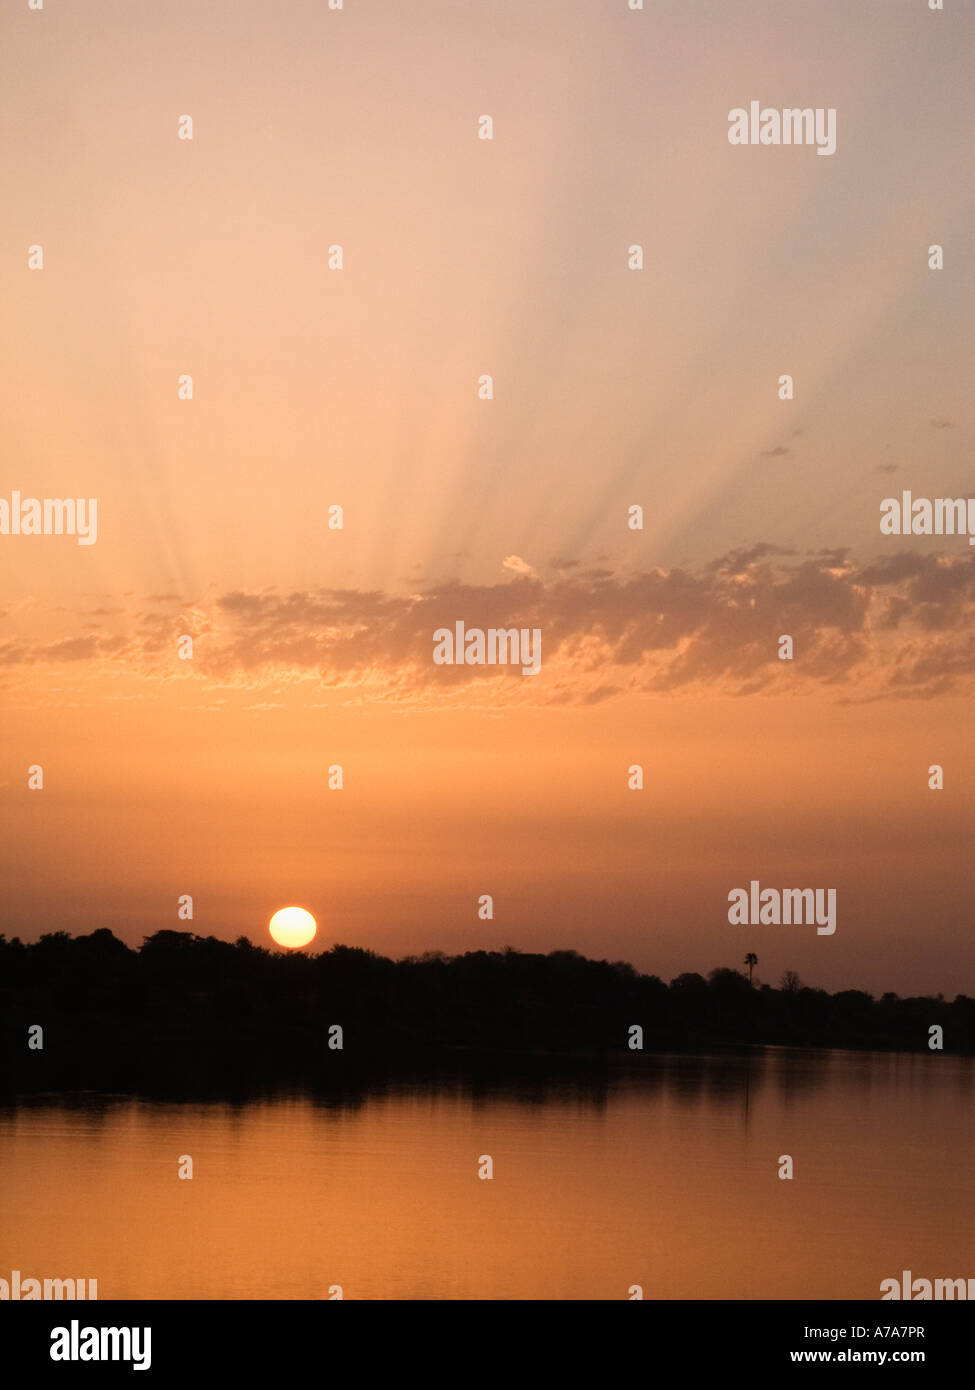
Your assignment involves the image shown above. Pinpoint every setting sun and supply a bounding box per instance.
[268,906,317,950]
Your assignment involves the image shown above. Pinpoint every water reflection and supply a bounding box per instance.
[1,1049,972,1300]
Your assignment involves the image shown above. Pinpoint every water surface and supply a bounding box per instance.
[2,1049,972,1299]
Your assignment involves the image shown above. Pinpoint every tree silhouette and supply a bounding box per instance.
[1,931,973,1098]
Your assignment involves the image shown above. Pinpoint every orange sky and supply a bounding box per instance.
[2,0,974,994]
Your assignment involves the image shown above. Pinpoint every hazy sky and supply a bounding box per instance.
[2,0,974,994]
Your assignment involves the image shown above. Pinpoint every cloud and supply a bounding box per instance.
[760,445,791,457]
[930,418,954,429]
[502,555,538,579]
[6,548,975,704]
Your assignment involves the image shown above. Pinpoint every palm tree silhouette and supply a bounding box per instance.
[744,952,758,986]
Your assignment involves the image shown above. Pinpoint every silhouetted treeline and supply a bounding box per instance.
[1,930,972,1094]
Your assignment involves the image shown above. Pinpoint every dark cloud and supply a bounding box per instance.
[6,548,975,703]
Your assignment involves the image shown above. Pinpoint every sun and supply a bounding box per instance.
[268,906,317,949]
